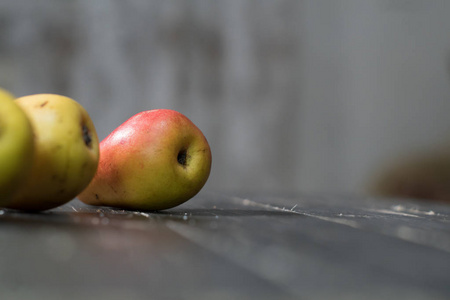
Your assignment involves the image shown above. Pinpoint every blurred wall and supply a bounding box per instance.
[1,0,450,195]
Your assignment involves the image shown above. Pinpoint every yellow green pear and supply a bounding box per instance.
[0,88,34,205]
[6,94,100,211]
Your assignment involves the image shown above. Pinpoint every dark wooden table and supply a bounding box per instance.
[1,191,449,299]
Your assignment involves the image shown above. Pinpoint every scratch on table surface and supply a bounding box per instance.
[134,212,150,218]
[233,196,361,228]
[365,208,421,218]
[391,205,437,216]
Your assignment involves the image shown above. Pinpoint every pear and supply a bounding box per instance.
[78,109,212,211]
[0,88,34,205]
[6,94,100,211]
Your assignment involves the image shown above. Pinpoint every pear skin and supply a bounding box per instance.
[78,109,212,211]
[7,94,99,211]
[0,88,34,205]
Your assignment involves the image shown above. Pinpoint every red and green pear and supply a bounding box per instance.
[78,109,212,210]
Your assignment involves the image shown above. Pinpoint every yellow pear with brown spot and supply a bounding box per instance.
[7,94,100,211]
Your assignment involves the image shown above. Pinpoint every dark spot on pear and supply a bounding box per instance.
[40,101,48,107]
[95,194,99,200]
[82,125,92,148]
[177,149,187,166]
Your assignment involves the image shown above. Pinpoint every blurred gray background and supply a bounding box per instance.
[1,0,450,196]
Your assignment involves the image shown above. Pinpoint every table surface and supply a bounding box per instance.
[1,191,450,300]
